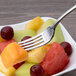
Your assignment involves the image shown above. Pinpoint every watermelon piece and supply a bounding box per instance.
[40,42,69,75]
[0,39,15,54]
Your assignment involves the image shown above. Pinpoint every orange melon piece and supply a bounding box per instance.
[25,17,44,31]
[1,42,28,68]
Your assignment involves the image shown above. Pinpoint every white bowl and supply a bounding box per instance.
[0,17,76,76]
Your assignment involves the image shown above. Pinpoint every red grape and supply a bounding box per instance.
[60,42,72,56]
[30,65,44,76]
[13,61,25,69]
[1,26,14,40]
[21,36,31,41]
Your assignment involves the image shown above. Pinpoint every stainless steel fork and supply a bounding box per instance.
[18,5,76,51]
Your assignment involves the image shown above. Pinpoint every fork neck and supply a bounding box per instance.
[52,5,76,30]
[51,21,60,30]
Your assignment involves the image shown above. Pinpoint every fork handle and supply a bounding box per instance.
[52,5,76,29]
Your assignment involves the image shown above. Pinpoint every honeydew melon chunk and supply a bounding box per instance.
[15,63,35,76]
[37,19,65,43]
[14,29,36,42]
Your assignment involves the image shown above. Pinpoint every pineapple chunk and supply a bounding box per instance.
[0,56,7,74]
[25,17,44,31]
[6,67,16,76]
[0,56,16,76]
[27,44,51,63]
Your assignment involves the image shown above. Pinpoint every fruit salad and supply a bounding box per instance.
[0,17,72,76]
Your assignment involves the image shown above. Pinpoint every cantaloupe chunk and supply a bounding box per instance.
[1,42,28,68]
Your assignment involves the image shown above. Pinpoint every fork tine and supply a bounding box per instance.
[22,39,44,48]
[18,33,42,44]
[25,41,46,51]
[20,36,43,46]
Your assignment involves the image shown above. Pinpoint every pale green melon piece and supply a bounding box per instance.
[15,63,35,76]
[14,29,36,42]
[37,19,65,43]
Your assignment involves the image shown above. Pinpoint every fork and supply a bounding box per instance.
[18,5,76,51]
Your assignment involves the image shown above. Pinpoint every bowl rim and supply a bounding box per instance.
[0,17,76,76]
